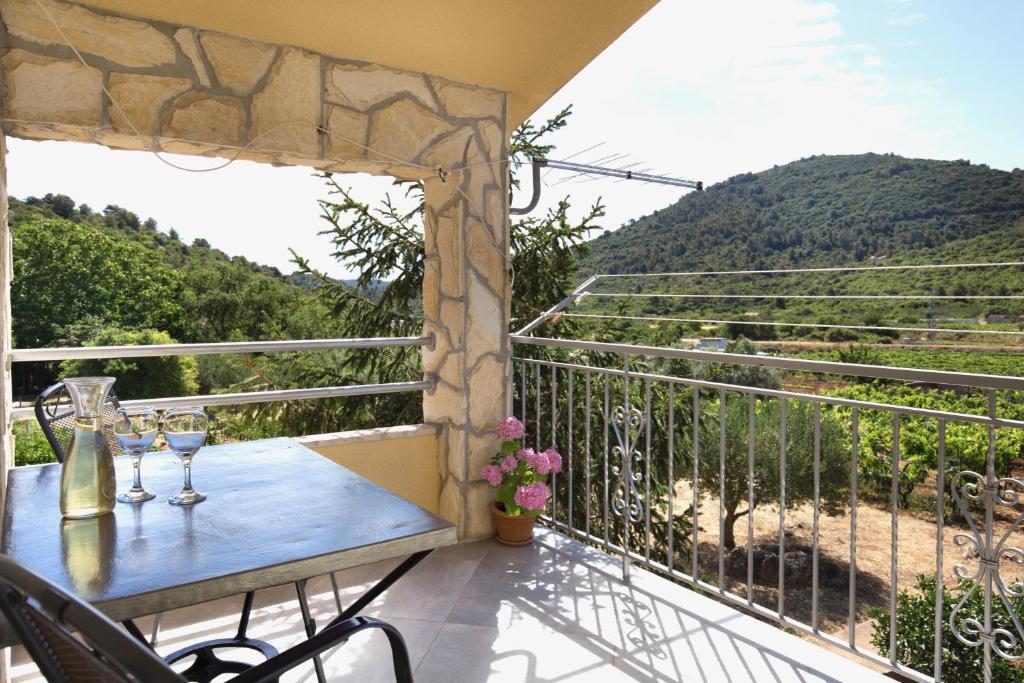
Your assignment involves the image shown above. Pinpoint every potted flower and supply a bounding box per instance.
[480,416,563,545]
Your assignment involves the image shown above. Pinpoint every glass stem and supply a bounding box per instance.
[131,454,142,491]
[182,455,194,492]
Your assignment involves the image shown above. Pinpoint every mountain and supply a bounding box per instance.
[580,153,1024,275]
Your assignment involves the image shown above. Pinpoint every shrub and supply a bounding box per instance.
[61,328,198,400]
[870,574,1024,682]
[13,421,57,466]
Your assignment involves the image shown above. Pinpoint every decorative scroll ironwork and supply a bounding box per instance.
[611,405,646,526]
[950,471,1024,664]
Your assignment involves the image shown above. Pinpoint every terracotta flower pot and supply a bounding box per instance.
[493,503,537,545]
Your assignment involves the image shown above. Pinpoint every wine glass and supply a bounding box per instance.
[113,407,158,504]
[163,407,208,506]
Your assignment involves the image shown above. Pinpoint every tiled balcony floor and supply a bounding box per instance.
[12,528,888,682]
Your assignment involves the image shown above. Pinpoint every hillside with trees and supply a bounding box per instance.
[570,154,1024,347]
[581,153,1024,274]
[9,194,332,401]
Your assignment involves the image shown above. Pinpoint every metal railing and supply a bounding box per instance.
[10,335,435,422]
[511,335,1024,683]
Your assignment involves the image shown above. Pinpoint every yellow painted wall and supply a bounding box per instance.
[298,426,440,514]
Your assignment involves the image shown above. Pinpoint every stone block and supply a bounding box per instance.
[477,119,504,161]
[199,31,277,96]
[433,213,464,298]
[418,126,474,171]
[466,271,502,363]
[422,258,441,319]
[438,478,462,530]
[107,73,191,135]
[326,63,435,112]
[465,482,496,539]
[468,355,506,428]
[423,381,466,426]
[421,318,449,372]
[467,217,504,290]
[439,299,466,340]
[368,98,451,166]
[436,348,464,390]
[445,426,468,481]
[6,119,93,143]
[2,50,101,126]
[163,92,245,146]
[326,105,368,160]
[484,187,508,244]
[433,77,504,120]
[1,0,176,68]
[468,432,501,481]
[173,28,211,87]
[250,47,320,157]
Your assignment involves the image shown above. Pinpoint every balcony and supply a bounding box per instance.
[11,527,886,682]
[6,332,1023,682]
[0,2,1019,678]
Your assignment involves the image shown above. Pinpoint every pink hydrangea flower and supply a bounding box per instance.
[480,464,503,487]
[514,481,549,512]
[543,448,563,474]
[525,449,551,475]
[515,447,535,461]
[499,455,518,473]
[497,416,525,440]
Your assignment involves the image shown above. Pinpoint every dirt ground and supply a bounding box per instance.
[667,477,1024,655]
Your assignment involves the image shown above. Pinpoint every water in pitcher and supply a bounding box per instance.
[59,377,117,519]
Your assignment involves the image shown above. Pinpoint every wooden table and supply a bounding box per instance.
[1,437,456,626]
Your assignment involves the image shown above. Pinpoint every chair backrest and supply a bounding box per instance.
[0,555,182,683]
[33,382,126,463]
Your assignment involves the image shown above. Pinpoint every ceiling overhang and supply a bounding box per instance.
[79,0,659,128]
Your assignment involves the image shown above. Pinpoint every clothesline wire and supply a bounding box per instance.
[564,313,1024,337]
[593,261,1024,278]
[584,293,1024,300]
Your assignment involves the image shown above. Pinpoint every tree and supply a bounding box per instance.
[11,219,184,350]
[698,397,849,548]
[45,193,76,219]
[103,204,141,230]
[269,105,605,433]
[61,328,199,400]
[698,337,781,392]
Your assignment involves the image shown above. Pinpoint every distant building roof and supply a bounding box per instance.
[696,338,729,352]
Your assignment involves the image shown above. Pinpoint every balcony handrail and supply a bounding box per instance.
[513,351,1022,683]
[11,379,434,422]
[512,356,1024,429]
[510,335,1024,392]
[9,335,434,363]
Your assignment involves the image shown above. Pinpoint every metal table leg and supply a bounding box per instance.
[290,549,433,682]
[329,549,433,626]
[295,579,327,683]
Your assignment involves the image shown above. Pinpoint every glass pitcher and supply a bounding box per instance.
[59,377,117,519]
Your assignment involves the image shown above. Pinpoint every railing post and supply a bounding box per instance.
[621,355,632,582]
[0,129,11,683]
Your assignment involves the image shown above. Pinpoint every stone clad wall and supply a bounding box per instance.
[422,125,510,540]
[0,0,510,539]
[0,0,507,180]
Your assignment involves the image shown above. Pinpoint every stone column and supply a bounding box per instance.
[0,135,10,511]
[0,135,10,683]
[422,116,510,540]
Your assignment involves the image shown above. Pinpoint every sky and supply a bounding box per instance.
[7,0,1023,278]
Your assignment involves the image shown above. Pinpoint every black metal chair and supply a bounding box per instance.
[0,554,414,683]
[33,380,127,462]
